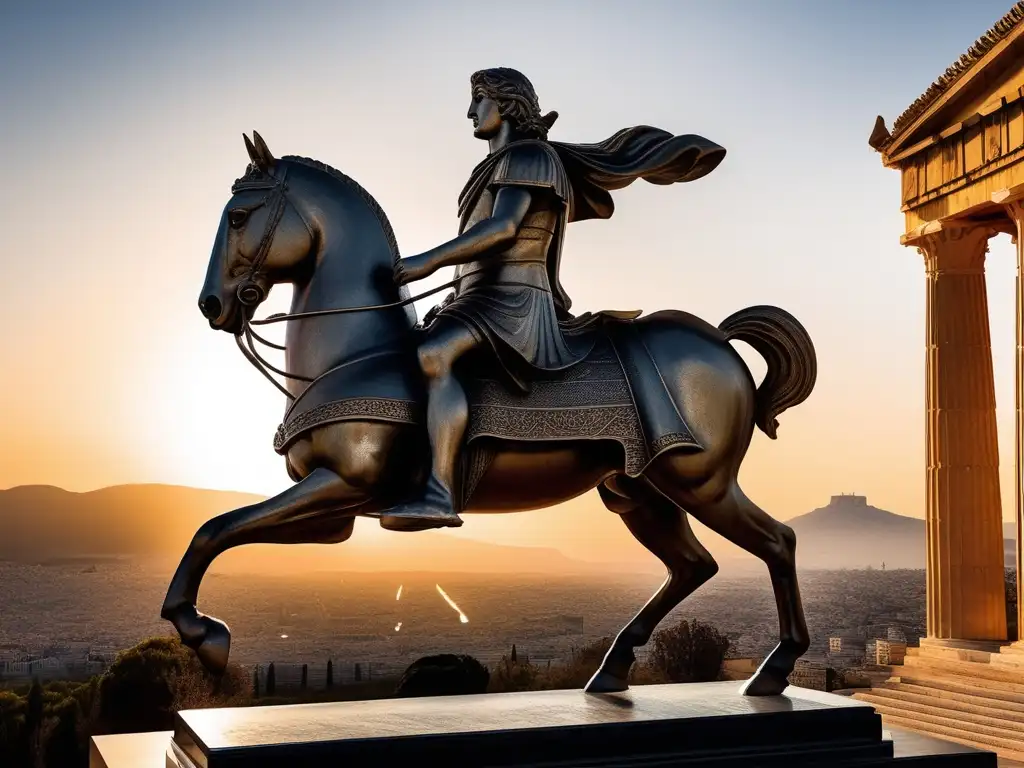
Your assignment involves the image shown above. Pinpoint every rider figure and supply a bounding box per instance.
[385,68,589,531]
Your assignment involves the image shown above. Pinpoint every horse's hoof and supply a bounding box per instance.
[739,666,789,696]
[585,668,629,694]
[194,615,232,676]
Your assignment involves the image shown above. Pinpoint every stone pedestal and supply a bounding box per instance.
[906,220,1007,642]
[89,683,996,767]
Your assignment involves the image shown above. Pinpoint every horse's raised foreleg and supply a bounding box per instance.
[648,459,809,696]
[160,467,363,673]
[585,477,719,694]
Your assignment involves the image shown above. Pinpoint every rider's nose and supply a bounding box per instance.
[199,295,222,320]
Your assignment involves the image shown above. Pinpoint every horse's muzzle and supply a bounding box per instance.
[199,295,222,321]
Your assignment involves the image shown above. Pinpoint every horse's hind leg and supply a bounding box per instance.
[160,467,362,674]
[647,458,809,696]
[585,476,719,693]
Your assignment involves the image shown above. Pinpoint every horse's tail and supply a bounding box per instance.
[718,305,816,440]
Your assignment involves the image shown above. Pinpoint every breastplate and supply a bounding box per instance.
[456,190,560,288]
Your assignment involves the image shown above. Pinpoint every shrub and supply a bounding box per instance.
[646,619,730,683]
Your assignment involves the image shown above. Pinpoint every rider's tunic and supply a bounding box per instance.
[437,141,594,390]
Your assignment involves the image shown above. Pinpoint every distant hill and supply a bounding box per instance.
[788,494,1015,570]
[0,484,607,575]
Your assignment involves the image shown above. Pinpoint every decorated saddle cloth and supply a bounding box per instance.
[272,321,702,491]
[461,322,701,499]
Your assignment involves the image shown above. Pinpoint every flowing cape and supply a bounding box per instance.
[456,126,726,315]
[550,126,727,222]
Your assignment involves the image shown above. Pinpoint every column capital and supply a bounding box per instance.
[993,186,1024,241]
[902,220,996,274]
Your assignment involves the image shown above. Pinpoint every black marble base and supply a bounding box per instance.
[148,682,997,767]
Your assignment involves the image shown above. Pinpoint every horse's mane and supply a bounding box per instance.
[282,155,401,264]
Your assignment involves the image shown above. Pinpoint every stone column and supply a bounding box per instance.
[905,219,1007,641]
[994,189,1024,643]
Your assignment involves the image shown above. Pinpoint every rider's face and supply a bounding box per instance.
[468,92,502,139]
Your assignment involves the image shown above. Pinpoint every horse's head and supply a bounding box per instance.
[199,132,315,334]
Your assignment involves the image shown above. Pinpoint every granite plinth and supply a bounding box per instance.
[131,682,993,768]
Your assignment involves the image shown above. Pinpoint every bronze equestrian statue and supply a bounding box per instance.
[162,67,817,697]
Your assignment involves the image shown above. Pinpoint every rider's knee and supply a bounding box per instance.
[417,340,453,381]
[339,449,387,490]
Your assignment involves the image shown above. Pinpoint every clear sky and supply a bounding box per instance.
[2,0,1021,538]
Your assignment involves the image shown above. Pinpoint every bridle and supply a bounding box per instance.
[230,164,294,309]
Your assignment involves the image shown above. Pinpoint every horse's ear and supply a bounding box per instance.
[252,130,276,170]
[542,111,559,130]
[243,133,259,164]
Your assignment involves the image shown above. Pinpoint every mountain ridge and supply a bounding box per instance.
[1,484,1013,573]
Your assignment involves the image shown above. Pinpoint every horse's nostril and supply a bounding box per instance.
[200,295,222,320]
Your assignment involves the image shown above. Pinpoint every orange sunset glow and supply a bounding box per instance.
[3,1,1021,570]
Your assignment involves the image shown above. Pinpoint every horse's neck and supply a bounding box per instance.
[284,231,412,390]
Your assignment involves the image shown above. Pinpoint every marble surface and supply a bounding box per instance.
[172,681,894,766]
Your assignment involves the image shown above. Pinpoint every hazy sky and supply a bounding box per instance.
[2,0,1021,535]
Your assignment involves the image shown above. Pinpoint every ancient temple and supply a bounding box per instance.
[871,1,1024,645]
[861,4,1024,759]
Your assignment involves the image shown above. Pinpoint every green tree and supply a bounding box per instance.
[96,637,247,735]
[301,664,308,691]
[510,644,518,664]
[326,660,334,690]
[395,654,490,698]
[252,666,260,698]
[266,663,276,696]
[0,689,27,767]
[43,696,82,768]
[647,619,730,683]
[25,679,43,768]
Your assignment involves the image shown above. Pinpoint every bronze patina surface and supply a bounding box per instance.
[162,69,818,697]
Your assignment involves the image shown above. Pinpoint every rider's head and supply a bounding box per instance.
[468,68,558,141]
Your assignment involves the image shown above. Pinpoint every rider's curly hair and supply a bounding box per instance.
[470,68,558,140]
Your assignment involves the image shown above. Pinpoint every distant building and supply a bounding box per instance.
[830,493,868,507]
[790,661,839,692]
[875,640,907,666]
[828,634,866,666]
[886,626,907,643]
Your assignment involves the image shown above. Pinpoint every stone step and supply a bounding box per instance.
[1001,645,1024,657]
[919,639,1008,653]
[889,669,1024,698]
[902,655,1024,685]
[886,678,1024,711]
[877,712,1024,763]
[853,692,1024,738]
[865,684,1024,723]
[857,698,1024,760]
[915,644,996,664]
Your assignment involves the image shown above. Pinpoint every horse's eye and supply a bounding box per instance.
[228,209,249,228]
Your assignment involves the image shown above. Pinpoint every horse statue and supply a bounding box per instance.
[161,131,817,697]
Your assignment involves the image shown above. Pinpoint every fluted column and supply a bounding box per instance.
[906,220,1007,641]
[994,190,1024,642]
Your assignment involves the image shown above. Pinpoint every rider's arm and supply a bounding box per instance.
[413,186,533,271]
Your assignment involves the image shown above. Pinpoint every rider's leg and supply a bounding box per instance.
[379,318,479,531]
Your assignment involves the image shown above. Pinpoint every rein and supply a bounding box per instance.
[237,269,544,402]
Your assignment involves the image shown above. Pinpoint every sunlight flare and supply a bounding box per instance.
[435,584,469,623]
[396,584,403,601]
[395,621,402,632]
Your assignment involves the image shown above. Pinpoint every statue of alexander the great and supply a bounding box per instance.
[384,67,726,532]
